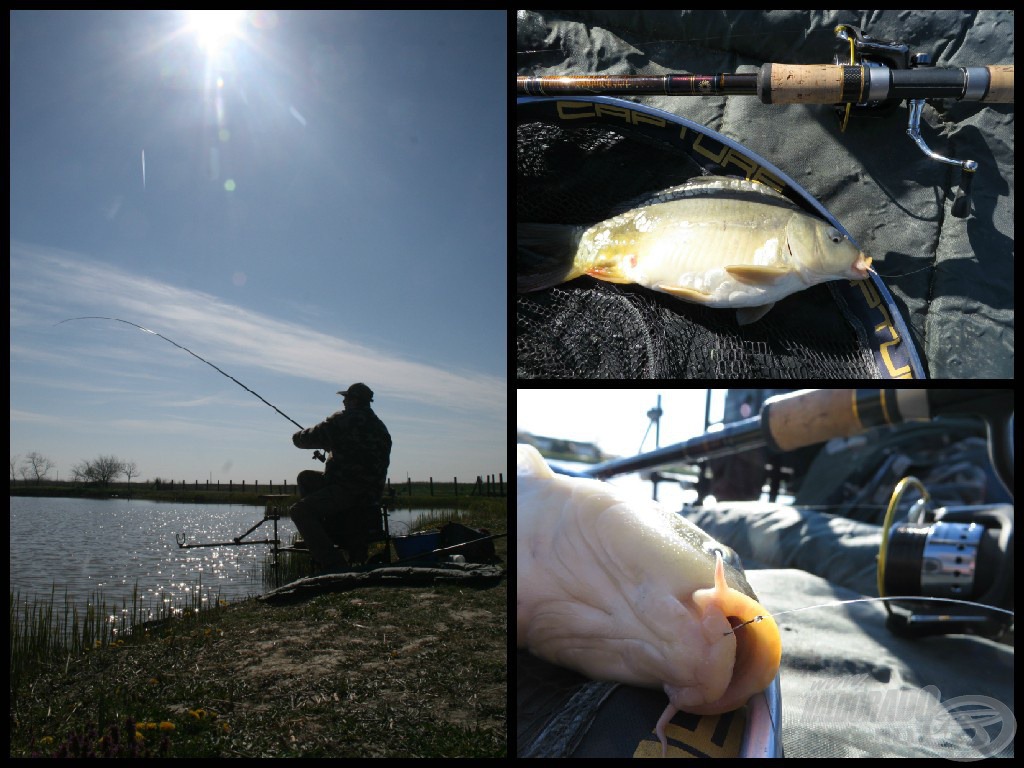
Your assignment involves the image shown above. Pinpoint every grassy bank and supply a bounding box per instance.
[9,501,507,757]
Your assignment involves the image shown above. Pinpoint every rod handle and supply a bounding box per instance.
[984,65,1014,103]
[757,64,857,104]
[759,64,1014,104]
[761,389,929,452]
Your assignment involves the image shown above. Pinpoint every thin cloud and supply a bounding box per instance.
[11,240,506,417]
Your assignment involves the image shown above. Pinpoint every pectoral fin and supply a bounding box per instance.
[586,267,633,284]
[724,265,789,285]
[654,284,713,302]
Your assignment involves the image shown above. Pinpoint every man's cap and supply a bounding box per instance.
[338,382,374,401]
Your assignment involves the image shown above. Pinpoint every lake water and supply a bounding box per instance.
[9,496,454,624]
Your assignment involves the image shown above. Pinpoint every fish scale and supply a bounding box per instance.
[583,200,795,278]
[518,175,872,325]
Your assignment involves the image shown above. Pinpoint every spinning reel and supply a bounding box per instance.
[832,25,980,217]
[878,476,1014,640]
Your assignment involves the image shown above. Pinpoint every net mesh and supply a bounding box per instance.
[516,115,880,379]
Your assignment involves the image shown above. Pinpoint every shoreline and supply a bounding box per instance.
[10,486,505,509]
[10,500,508,757]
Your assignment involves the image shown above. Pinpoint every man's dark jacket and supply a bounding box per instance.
[293,404,392,505]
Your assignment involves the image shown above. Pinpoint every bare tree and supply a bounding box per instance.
[22,451,56,485]
[70,461,89,483]
[76,455,126,486]
[94,455,124,485]
[10,454,20,483]
[122,460,139,485]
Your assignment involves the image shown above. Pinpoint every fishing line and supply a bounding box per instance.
[723,595,1014,636]
[871,263,938,279]
[57,316,305,431]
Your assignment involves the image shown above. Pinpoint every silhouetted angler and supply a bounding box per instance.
[290,383,392,571]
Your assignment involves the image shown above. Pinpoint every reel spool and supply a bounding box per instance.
[878,476,1014,639]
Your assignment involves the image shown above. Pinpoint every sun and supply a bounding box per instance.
[187,10,246,55]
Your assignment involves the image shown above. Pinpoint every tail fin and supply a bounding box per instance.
[517,223,583,293]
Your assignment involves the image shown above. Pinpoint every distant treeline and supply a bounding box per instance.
[10,473,506,501]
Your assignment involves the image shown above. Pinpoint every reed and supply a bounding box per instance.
[11,496,508,757]
[9,578,225,697]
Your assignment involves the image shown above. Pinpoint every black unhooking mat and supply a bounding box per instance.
[516,10,1014,379]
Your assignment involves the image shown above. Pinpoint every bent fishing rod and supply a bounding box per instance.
[518,25,1014,217]
[58,316,326,462]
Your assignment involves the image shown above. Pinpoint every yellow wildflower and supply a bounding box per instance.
[160,721,176,731]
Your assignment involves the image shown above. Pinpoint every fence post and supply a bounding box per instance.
[454,477,458,497]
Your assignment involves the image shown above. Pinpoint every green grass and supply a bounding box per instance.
[9,582,224,700]
[9,499,507,758]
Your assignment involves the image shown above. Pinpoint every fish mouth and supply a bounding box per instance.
[721,607,781,711]
[851,253,873,279]
[691,594,782,715]
[680,558,782,715]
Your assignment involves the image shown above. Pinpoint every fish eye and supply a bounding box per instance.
[827,228,843,244]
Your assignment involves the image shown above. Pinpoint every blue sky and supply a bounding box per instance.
[517,389,727,460]
[517,389,729,509]
[10,10,507,485]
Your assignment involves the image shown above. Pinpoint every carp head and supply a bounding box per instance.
[787,215,873,284]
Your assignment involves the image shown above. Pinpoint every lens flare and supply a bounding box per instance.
[187,10,246,54]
